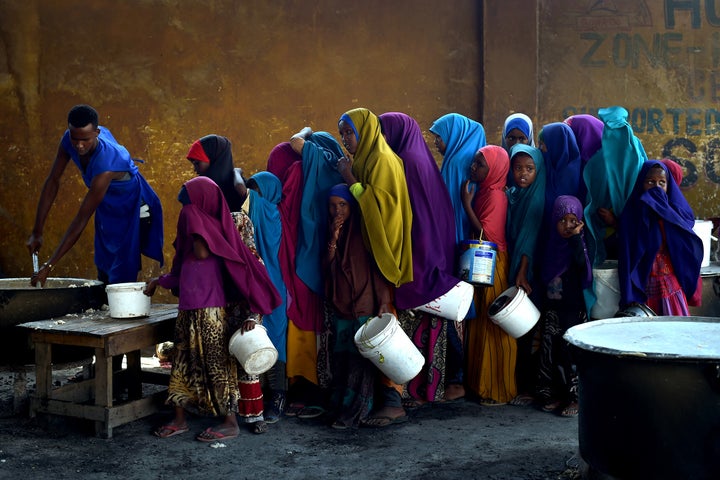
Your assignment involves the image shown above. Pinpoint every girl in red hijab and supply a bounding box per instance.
[461,145,517,405]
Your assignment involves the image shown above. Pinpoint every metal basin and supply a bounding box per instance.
[0,277,107,364]
[565,316,720,479]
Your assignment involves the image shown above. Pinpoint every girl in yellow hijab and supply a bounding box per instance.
[337,108,413,287]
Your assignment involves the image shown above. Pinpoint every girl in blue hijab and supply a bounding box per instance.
[429,113,487,244]
[618,160,702,315]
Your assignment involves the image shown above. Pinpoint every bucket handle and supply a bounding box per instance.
[357,314,396,350]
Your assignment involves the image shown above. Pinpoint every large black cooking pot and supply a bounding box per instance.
[0,277,107,364]
[565,317,720,480]
[689,262,720,317]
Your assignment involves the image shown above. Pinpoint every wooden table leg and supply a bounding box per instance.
[94,347,113,438]
[32,343,53,417]
[126,350,142,399]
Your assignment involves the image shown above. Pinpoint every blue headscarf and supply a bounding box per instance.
[506,144,546,284]
[297,132,344,294]
[540,122,584,216]
[248,171,288,362]
[618,160,703,306]
[429,113,487,243]
[328,183,354,203]
[502,113,535,150]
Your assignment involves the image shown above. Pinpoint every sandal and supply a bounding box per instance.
[195,427,238,442]
[402,398,427,409]
[509,394,534,407]
[297,405,326,419]
[360,415,409,428]
[560,401,579,417]
[331,420,351,430]
[153,423,189,438]
[479,398,507,407]
[284,402,305,417]
[250,421,268,434]
[541,400,561,413]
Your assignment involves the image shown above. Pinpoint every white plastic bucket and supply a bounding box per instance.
[105,282,151,318]
[353,313,425,384]
[415,281,474,322]
[591,260,621,320]
[693,220,713,267]
[228,325,278,375]
[488,286,540,338]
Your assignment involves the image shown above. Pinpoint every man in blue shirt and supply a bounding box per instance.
[27,104,164,286]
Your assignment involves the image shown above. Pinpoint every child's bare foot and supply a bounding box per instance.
[445,383,465,401]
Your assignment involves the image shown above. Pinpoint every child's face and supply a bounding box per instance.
[643,166,668,192]
[190,159,210,175]
[557,213,581,239]
[505,128,529,150]
[433,134,446,155]
[511,153,536,189]
[338,120,358,155]
[469,151,489,183]
[329,195,351,222]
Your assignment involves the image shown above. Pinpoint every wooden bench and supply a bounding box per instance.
[18,304,177,438]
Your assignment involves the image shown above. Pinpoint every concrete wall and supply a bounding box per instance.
[0,0,481,287]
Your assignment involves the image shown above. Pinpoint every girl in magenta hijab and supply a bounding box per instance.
[618,160,703,315]
[536,195,591,418]
[146,176,280,441]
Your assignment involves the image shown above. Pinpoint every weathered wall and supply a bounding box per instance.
[483,0,720,220]
[538,0,720,218]
[0,0,481,289]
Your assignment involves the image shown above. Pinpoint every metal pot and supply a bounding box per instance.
[0,277,106,364]
[565,317,720,479]
[614,302,656,318]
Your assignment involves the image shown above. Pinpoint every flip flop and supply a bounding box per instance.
[284,402,305,417]
[195,427,239,442]
[560,402,579,417]
[154,424,189,438]
[297,405,326,419]
[541,401,561,413]
[402,398,427,409]
[361,415,409,428]
[509,394,534,406]
[480,398,507,407]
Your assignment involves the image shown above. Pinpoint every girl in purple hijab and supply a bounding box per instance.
[536,195,591,418]
[380,112,463,404]
[618,160,702,315]
[379,112,459,308]
[563,114,603,165]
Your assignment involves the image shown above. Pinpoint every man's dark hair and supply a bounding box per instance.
[68,104,99,129]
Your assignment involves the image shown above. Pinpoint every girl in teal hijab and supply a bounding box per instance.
[582,106,647,267]
[506,144,546,292]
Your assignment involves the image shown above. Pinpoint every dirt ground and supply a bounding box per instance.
[0,360,583,480]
